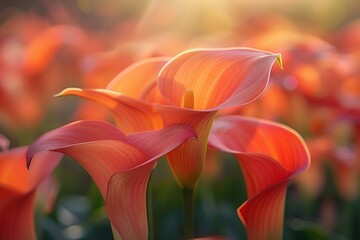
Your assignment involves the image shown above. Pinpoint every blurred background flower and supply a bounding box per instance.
[1,0,360,239]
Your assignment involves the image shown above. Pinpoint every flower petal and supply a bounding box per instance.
[59,140,146,198]
[158,48,280,110]
[26,121,142,197]
[0,134,9,151]
[26,121,196,239]
[209,115,310,239]
[209,116,310,179]
[105,162,155,240]
[55,88,163,133]
[127,124,198,160]
[26,120,127,168]
[238,182,287,240]
[156,105,217,189]
[106,57,169,103]
[0,190,37,240]
[104,124,196,239]
[1,147,60,194]
[0,146,60,240]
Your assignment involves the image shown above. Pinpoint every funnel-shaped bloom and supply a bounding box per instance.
[0,136,61,240]
[156,48,281,189]
[26,120,196,239]
[56,48,280,189]
[208,115,310,240]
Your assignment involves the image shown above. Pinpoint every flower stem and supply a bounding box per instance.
[182,187,195,239]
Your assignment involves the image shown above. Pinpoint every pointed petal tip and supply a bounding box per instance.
[53,87,82,97]
[25,150,32,170]
[25,149,35,170]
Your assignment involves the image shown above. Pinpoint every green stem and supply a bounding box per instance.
[182,187,195,239]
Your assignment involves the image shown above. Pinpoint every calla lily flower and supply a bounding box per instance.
[0,136,61,240]
[55,48,281,189]
[208,115,310,240]
[156,48,281,189]
[26,120,196,239]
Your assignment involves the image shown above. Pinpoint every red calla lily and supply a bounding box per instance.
[208,115,310,240]
[26,120,196,239]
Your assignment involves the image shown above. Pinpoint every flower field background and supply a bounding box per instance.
[1,0,360,239]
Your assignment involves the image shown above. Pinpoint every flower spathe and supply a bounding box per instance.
[156,48,281,189]
[208,115,310,240]
[55,88,164,133]
[26,120,197,239]
[0,136,61,240]
[55,57,170,133]
[157,48,282,110]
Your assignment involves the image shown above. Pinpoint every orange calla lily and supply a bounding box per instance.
[0,137,61,240]
[56,48,280,190]
[208,115,310,240]
[26,120,196,239]
[156,48,281,189]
